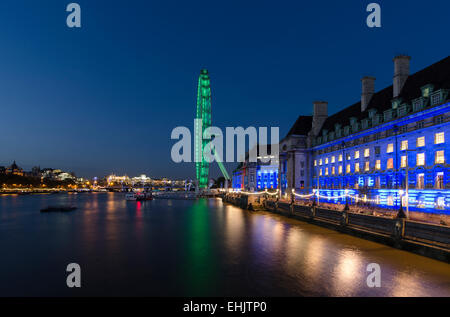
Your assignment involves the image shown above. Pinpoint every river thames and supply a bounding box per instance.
[0,192,449,296]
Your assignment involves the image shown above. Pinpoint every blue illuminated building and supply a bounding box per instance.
[280,55,450,214]
[232,144,278,191]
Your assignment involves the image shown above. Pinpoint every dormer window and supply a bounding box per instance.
[384,109,393,122]
[397,104,409,117]
[344,126,350,136]
[361,118,370,129]
[431,91,441,106]
[329,132,335,140]
[392,98,402,109]
[421,84,434,98]
[372,114,382,125]
[412,97,424,112]
[368,109,377,118]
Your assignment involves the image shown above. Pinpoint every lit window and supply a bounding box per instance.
[364,161,370,171]
[417,153,425,166]
[325,168,328,175]
[331,156,335,163]
[355,163,360,172]
[319,159,322,165]
[314,160,317,166]
[332,166,335,175]
[325,157,329,164]
[346,164,351,173]
[319,168,322,176]
[417,173,425,189]
[435,172,444,189]
[435,150,445,164]
[338,165,342,174]
[375,160,381,170]
[346,154,351,161]
[435,132,445,144]
[338,154,343,162]
[355,151,360,159]
[387,196,394,206]
[387,143,394,153]
[387,158,393,169]
[401,155,407,168]
[364,148,370,157]
[401,140,408,151]
[416,136,425,147]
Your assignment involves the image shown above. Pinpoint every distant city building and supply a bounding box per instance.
[281,55,450,213]
[131,174,151,184]
[172,180,187,187]
[57,172,76,181]
[31,166,42,178]
[40,168,76,181]
[107,174,131,185]
[5,161,24,176]
[41,168,56,179]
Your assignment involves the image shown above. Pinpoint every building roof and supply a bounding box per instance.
[319,55,450,135]
[285,115,313,137]
[244,143,278,160]
[9,161,20,170]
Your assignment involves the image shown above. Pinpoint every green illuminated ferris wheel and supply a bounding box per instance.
[195,69,212,189]
[194,69,230,190]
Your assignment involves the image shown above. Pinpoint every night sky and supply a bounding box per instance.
[0,0,449,179]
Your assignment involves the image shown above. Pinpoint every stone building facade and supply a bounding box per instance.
[280,55,450,213]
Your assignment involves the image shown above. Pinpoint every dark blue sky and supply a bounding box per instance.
[0,0,448,179]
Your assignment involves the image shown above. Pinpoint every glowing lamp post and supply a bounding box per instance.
[344,189,349,211]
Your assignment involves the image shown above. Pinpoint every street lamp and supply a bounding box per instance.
[344,189,349,211]
[316,174,320,207]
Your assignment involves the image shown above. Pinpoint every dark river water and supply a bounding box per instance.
[0,192,449,297]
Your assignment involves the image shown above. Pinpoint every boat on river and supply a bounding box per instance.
[125,192,153,201]
[40,205,77,212]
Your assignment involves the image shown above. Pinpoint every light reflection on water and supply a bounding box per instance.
[0,193,449,297]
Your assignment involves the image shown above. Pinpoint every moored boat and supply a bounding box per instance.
[135,192,153,201]
[125,193,137,201]
[40,205,77,212]
[125,191,153,201]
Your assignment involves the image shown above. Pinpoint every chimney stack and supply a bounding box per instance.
[312,101,328,136]
[361,76,375,112]
[393,55,411,98]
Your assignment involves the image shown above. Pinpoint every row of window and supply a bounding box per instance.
[316,113,446,152]
[316,172,445,190]
[317,150,445,176]
[314,132,445,166]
